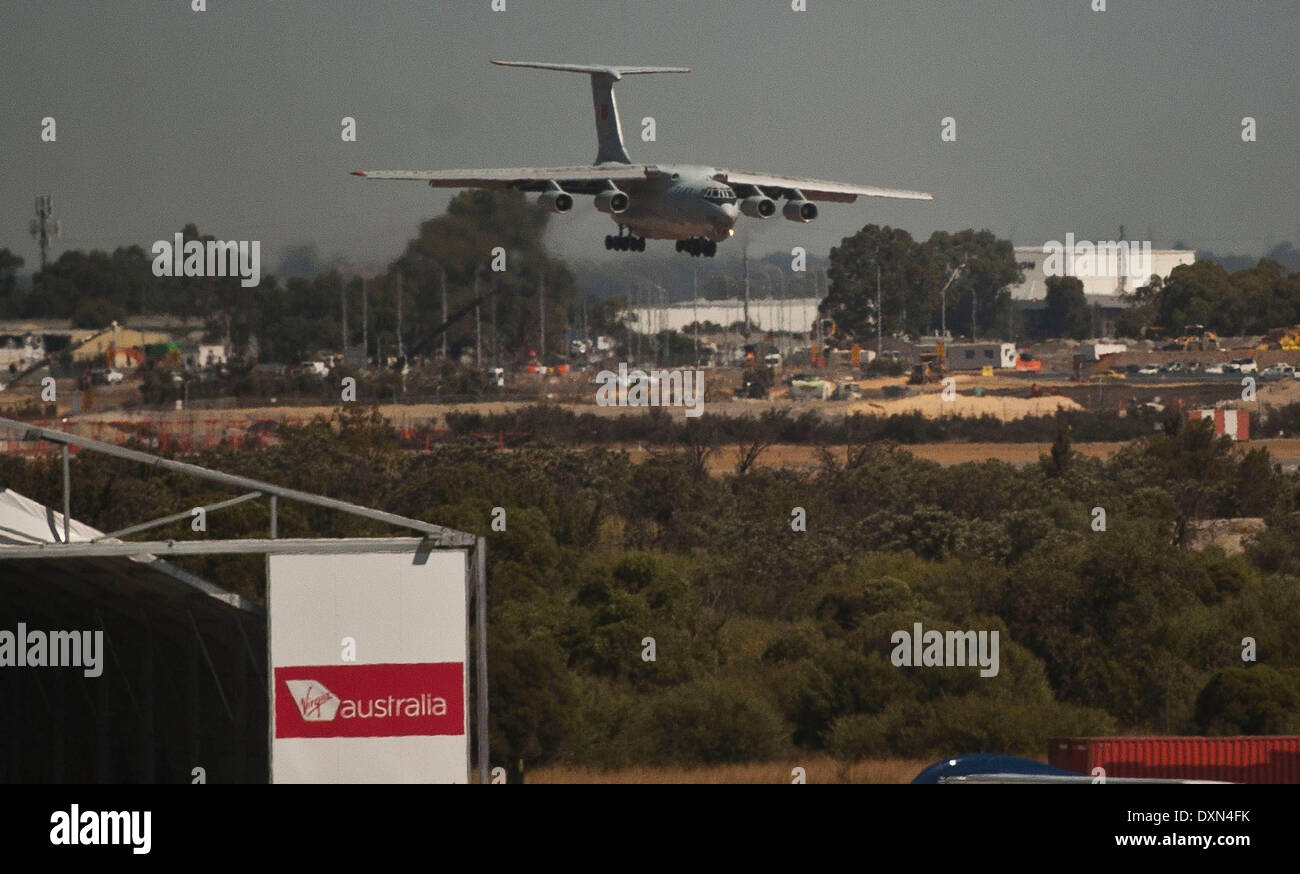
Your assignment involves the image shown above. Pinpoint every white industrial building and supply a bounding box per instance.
[1010,243,1195,301]
[627,297,821,335]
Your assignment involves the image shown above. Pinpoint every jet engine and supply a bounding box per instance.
[538,190,574,213]
[782,199,818,222]
[739,196,777,219]
[594,189,630,215]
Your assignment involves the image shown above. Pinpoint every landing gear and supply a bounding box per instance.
[675,238,717,258]
[605,227,645,252]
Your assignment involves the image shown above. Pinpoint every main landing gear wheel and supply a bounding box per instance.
[675,238,717,258]
[605,232,645,252]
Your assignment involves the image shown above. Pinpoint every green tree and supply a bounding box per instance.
[390,190,576,363]
[823,225,933,341]
[0,248,24,315]
[1043,276,1091,339]
[926,229,1022,340]
[1194,666,1300,734]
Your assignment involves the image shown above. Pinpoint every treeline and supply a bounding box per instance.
[3,411,1298,768]
[1116,259,1300,338]
[0,190,585,366]
[443,404,1172,446]
[823,224,1300,343]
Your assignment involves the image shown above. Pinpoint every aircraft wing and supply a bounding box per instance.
[713,169,934,204]
[350,165,652,194]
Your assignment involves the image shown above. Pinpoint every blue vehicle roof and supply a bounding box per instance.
[912,754,1078,784]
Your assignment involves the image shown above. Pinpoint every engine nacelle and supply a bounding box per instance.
[783,199,818,223]
[538,190,574,214]
[739,196,777,219]
[594,189,630,215]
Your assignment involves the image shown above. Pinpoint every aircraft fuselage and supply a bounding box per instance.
[609,164,738,242]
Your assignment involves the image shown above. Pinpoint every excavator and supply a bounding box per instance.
[1165,324,1219,352]
[1257,325,1300,352]
[909,340,947,384]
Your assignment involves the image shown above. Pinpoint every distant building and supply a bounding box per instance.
[106,347,146,370]
[945,342,1017,370]
[1010,244,1196,338]
[197,343,230,367]
[1009,245,1195,301]
[71,326,175,363]
[627,297,822,334]
[0,333,46,369]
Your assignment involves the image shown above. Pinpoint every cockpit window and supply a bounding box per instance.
[703,186,736,203]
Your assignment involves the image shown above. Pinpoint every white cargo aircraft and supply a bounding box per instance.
[352,61,933,257]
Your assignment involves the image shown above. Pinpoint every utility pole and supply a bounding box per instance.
[876,261,882,358]
[743,244,751,341]
[362,277,369,366]
[1117,224,1127,294]
[941,277,946,339]
[722,288,729,364]
[692,270,699,363]
[396,272,404,360]
[539,267,546,364]
[661,285,669,365]
[30,195,61,272]
[474,268,481,368]
[436,261,447,360]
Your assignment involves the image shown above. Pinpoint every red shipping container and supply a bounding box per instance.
[1050,736,1300,784]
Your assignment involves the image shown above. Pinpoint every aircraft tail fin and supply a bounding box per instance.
[491,61,690,165]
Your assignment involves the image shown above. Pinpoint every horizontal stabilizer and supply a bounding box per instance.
[490,60,688,164]
[491,60,691,80]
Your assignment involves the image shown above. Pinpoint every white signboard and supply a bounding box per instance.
[269,549,468,783]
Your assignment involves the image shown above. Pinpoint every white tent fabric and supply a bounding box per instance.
[0,487,256,612]
[0,487,106,545]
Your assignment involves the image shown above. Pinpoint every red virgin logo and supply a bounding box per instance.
[274,662,464,739]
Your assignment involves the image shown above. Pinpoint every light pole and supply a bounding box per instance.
[474,265,482,368]
[395,271,405,361]
[434,261,447,360]
[692,270,699,365]
[876,260,882,358]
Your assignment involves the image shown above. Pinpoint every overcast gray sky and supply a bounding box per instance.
[3,0,1297,275]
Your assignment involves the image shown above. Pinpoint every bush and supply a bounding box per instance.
[631,680,787,764]
[1194,666,1300,734]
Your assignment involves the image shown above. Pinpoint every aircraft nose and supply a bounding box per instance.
[711,202,738,229]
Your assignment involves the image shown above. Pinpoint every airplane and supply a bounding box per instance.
[351,61,933,258]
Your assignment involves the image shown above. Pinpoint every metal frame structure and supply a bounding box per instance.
[0,415,489,784]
